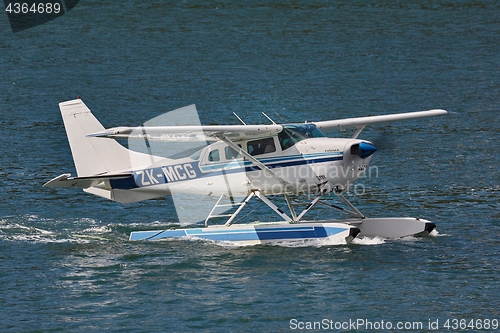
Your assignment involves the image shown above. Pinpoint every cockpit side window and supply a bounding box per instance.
[225,145,242,160]
[208,149,220,162]
[278,124,325,151]
[247,137,276,156]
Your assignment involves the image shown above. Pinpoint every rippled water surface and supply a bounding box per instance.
[1,1,499,332]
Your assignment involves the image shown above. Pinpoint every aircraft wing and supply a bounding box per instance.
[312,109,447,132]
[87,109,446,141]
[43,173,133,189]
[87,124,283,142]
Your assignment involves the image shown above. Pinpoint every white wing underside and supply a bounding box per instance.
[312,109,447,131]
[87,109,447,142]
[88,124,283,142]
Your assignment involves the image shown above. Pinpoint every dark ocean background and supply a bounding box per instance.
[1,1,499,332]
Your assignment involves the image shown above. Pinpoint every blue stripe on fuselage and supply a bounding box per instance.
[110,162,201,189]
[110,153,343,190]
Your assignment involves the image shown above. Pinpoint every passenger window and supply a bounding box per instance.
[208,149,220,162]
[225,146,241,160]
[247,138,276,156]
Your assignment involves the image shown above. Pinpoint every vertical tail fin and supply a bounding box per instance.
[60,99,160,177]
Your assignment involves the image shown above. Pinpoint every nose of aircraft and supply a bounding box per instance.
[350,141,377,159]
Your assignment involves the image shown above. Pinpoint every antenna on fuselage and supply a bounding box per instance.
[233,112,247,125]
[262,112,277,125]
[272,112,287,123]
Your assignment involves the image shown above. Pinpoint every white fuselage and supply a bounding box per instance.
[106,135,375,203]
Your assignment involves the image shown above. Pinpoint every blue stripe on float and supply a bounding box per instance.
[129,229,187,241]
[323,227,347,236]
[256,226,326,240]
[186,228,260,241]
[255,226,347,241]
[130,225,349,242]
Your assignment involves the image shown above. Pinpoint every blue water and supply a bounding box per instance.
[1,1,499,332]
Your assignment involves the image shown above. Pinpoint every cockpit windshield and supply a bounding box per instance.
[278,124,326,151]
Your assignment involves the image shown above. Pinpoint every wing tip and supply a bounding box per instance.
[428,109,448,115]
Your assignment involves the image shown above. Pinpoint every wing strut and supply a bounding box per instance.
[284,194,297,221]
[334,191,365,218]
[311,191,365,219]
[254,191,293,223]
[205,190,366,227]
[224,192,256,226]
[351,125,366,139]
[220,137,295,191]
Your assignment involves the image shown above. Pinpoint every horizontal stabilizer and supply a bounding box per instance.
[43,173,133,189]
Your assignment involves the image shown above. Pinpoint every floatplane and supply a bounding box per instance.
[44,98,446,245]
